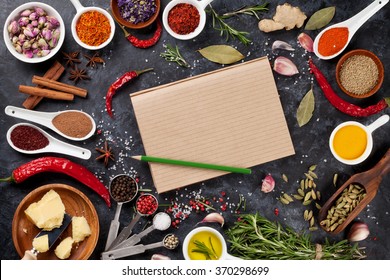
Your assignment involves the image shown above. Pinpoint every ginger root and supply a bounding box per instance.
[259,3,307,33]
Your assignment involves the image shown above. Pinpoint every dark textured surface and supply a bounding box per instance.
[0,0,389,260]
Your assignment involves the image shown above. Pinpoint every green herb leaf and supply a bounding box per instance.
[192,239,218,260]
[198,45,245,64]
[305,7,336,30]
[297,87,315,127]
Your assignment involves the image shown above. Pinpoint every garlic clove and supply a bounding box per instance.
[347,222,369,242]
[273,56,299,76]
[298,33,314,52]
[261,174,275,193]
[151,254,171,260]
[197,212,225,227]
[272,40,295,52]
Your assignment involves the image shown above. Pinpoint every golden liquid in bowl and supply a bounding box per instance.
[187,230,223,260]
[333,125,367,160]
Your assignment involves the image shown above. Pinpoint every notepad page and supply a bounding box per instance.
[131,57,295,193]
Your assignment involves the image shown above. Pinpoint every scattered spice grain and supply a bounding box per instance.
[10,125,49,151]
[52,111,93,138]
[339,55,379,95]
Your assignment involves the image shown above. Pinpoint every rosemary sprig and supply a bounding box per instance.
[195,199,216,211]
[192,237,218,260]
[160,44,190,68]
[221,4,269,20]
[208,6,251,45]
[226,213,366,260]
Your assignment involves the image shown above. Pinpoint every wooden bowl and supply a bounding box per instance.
[110,0,160,29]
[336,49,384,99]
[12,184,99,260]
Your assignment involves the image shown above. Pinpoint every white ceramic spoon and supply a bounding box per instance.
[313,0,388,60]
[6,123,91,160]
[5,106,96,141]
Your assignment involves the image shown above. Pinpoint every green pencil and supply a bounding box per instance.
[132,155,252,174]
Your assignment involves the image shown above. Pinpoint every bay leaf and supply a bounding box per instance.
[297,87,315,127]
[304,7,336,30]
[198,45,244,64]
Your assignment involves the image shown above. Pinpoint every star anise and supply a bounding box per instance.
[69,65,90,84]
[96,141,115,167]
[84,52,105,68]
[62,51,81,67]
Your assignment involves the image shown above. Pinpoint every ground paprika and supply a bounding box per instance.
[318,27,349,57]
[168,3,200,35]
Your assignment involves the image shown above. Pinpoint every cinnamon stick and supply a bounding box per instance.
[22,61,65,109]
[19,85,74,101]
[32,75,88,98]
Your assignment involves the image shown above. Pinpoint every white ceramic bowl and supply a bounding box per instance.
[70,0,115,50]
[3,2,65,63]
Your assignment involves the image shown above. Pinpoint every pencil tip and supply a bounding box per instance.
[132,155,141,160]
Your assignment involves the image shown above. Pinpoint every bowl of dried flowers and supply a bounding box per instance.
[110,0,160,29]
[336,49,384,99]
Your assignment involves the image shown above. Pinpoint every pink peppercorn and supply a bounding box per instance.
[136,194,158,215]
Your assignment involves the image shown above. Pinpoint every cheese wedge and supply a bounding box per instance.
[72,216,91,243]
[54,237,74,260]
[24,189,65,230]
[32,234,49,253]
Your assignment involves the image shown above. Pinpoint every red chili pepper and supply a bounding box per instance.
[119,19,162,49]
[0,157,111,207]
[309,59,389,117]
[106,68,153,117]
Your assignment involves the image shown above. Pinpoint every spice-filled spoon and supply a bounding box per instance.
[5,106,96,141]
[318,148,390,234]
[313,0,388,60]
[104,175,138,250]
[6,123,91,160]
[106,193,159,251]
[101,233,179,260]
[111,212,171,250]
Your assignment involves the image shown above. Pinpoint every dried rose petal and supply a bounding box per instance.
[273,56,299,76]
[261,174,275,193]
[298,33,314,52]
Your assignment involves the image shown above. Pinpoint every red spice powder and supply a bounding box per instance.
[76,11,111,46]
[10,125,49,151]
[318,27,349,57]
[168,3,200,35]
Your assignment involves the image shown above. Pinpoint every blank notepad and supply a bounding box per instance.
[130,57,295,193]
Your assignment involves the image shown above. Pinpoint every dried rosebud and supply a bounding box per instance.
[272,40,295,52]
[23,49,33,58]
[31,20,38,27]
[20,9,32,17]
[273,56,299,76]
[12,36,18,44]
[18,34,26,44]
[38,16,47,28]
[18,17,29,27]
[8,21,19,35]
[42,28,52,40]
[37,38,48,48]
[34,7,46,16]
[29,12,38,21]
[151,254,171,260]
[37,49,50,57]
[47,16,60,27]
[22,40,31,50]
[347,222,369,242]
[261,174,275,193]
[14,44,22,53]
[298,33,314,53]
[31,41,38,49]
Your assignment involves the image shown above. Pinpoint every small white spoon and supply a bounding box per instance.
[5,106,96,141]
[7,123,91,160]
[313,0,388,60]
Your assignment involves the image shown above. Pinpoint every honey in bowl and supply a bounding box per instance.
[187,230,223,260]
[332,124,367,160]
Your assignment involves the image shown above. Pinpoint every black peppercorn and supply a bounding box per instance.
[110,175,138,202]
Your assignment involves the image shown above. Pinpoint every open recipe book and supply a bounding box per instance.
[130,56,295,193]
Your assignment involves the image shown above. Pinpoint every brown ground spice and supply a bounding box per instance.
[52,111,93,138]
[339,55,379,95]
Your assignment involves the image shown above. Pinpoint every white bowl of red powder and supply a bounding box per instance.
[162,0,212,40]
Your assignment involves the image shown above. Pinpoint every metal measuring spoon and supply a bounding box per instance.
[104,174,138,250]
[5,106,96,141]
[106,193,158,251]
[111,212,171,250]
[6,123,91,160]
[101,233,179,260]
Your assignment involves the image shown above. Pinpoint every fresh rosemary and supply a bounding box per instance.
[226,213,366,260]
[192,237,218,260]
[160,44,190,68]
[208,3,269,45]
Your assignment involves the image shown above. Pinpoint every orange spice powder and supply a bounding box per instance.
[318,27,349,57]
[76,11,111,46]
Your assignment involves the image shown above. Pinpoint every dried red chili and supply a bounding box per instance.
[168,3,200,35]
[0,157,111,207]
[118,19,162,49]
[309,59,389,117]
[106,68,153,117]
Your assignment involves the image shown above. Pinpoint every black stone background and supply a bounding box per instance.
[0,0,389,260]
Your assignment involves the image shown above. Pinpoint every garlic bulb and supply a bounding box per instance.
[347,222,369,242]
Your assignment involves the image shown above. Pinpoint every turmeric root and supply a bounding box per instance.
[259,3,307,33]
